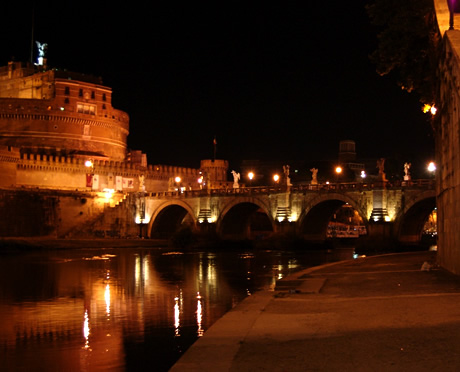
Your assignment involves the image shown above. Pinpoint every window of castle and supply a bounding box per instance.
[91,91,95,99]
[77,103,96,115]
[102,93,106,101]
[65,87,70,95]
[79,89,83,97]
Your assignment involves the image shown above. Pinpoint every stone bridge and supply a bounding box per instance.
[135,179,435,245]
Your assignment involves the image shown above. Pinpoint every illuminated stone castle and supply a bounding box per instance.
[0,61,128,160]
[0,57,230,238]
[0,61,229,193]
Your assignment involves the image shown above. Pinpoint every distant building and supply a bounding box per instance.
[338,140,365,181]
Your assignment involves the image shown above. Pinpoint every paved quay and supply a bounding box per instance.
[170,250,460,372]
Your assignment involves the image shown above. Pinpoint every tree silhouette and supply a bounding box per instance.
[366,0,441,104]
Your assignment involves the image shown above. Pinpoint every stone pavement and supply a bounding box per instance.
[170,250,460,372]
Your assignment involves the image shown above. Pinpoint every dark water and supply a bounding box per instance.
[0,245,354,371]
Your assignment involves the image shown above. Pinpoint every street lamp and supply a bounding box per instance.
[427,162,436,180]
[248,171,254,186]
[273,174,280,184]
[335,166,342,184]
[175,176,182,192]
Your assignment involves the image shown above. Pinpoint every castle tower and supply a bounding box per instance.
[0,61,129,161]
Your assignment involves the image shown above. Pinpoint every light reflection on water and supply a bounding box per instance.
[0,246,353,371]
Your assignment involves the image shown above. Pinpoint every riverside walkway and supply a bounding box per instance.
[170,250,460,372]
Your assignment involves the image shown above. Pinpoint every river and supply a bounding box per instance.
[0,244,355,371]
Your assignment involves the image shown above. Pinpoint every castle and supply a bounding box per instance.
[0,60,230,193]
[0,56,230,238]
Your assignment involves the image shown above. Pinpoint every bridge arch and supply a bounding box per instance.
[393,190,436,245]
[217,197,275,239]
[147,200,197,239]
[298,192,367,242]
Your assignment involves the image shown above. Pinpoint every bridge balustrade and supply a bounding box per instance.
[142,179,434,199]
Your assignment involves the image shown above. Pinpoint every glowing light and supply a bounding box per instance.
[273,174,280,182]
[384,216,391,222]
[248,172,254,181]
[175,176,181,183]
[135,255,141,289]
[335,166,342,174]
[360,171,366,178]
[103,188,114,201]
[85,160,93,168]
[423,104,437,115]
[174,296,180,336]
[135,214,150,224]
[288,212,298,222]
[427,162,436,172]
[105,283,111,316]
[196,292,203,337]
[83,309,90,349]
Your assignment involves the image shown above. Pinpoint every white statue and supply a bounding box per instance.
[404,162,411,181]
[231,170,240,188]
[310,168,318,185]
[35,41,48,66]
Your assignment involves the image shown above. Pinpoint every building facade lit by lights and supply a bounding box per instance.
[0,60,230,193]
[0,53,233,237]
[0,61,128,161]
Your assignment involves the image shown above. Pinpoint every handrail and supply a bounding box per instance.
[146,179,435,198]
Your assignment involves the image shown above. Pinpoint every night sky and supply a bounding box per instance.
[1,1,435,176]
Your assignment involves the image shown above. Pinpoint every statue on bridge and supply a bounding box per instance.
[283,165,292,186]
[231,170,240,188]
[376,158,387,182]
[404,162,411,181]
[310,168,318,185]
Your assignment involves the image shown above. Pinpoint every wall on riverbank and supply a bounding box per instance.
[0,189,139,238]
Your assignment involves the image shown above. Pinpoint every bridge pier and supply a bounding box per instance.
[367,221,393,241]
[275,221,296,235]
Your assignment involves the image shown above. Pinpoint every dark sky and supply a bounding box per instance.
[1,1,435,174]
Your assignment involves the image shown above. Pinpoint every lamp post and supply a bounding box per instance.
[273,174,280,185]
[335,166,342,185]
[427,161,436,179]
[175,176,182,193]
[248,171,254,187]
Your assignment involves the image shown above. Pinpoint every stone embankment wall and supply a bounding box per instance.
[0,189,139,239]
